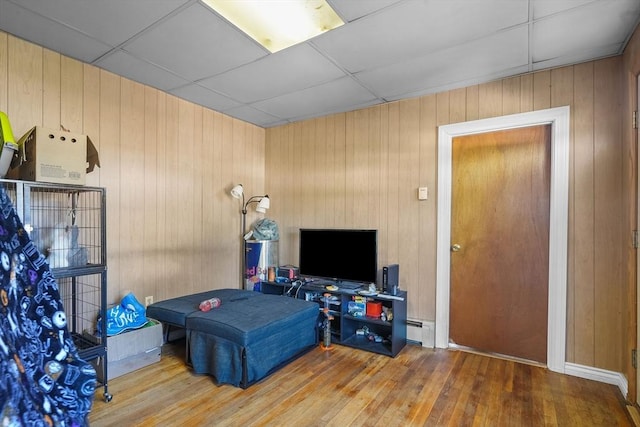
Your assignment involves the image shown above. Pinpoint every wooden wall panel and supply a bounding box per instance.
[98,70,121,303]
[142,86,158,302]
[83,64,101,187]
[60,56,83,131]
[119,79,146,300]
[0,32,7,113]
[154,93,168,300]
[418,95,437,320]
[266,56,628,374]
[593,58,624,371]
[42,50,60,129]
[572,62,596,367]
[502,77,521,115]
[8,37,42,134]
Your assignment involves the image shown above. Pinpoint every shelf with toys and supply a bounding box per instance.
[261,280,407,357]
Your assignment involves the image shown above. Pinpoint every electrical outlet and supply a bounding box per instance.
[145,296,153,307]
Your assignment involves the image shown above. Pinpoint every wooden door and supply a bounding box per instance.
[449,125,551,363]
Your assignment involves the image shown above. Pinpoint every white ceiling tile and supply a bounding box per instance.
[10,0,189,47]
[390,64,531,102]
[170,83,241,112]
[199,44,347,103]
[532,0,594,19]
[0,0,113,62]
[533,42,624,70]
[532,0,640,62]
[223,105,285,127]
[291,99,382,123]
[95,50,189,91]
[252,77,379,119]
[357,26,529,100]
[328,0,403,22]
[313,0,528,73]
[124,3,267,81]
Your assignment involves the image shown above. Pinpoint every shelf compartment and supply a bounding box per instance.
[341,334,393,356]
[343,313,392,327]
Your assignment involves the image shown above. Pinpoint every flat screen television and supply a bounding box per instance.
[298,229,378,284]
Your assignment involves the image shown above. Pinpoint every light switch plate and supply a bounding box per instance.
[418,187,428,200]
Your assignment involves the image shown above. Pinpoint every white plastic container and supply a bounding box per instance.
[0,112,18,178]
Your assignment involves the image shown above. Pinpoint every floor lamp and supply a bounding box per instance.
[230,184,270,289]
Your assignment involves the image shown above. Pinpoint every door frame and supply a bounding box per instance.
[435,106,570,374]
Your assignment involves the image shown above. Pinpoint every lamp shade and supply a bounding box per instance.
[230,184,244,199]
[256,196,270,213]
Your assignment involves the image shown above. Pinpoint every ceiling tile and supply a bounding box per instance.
[169,83,241,112]
[223,105,285,128]
[123,3,268,81]
[532,0,640,62]
[328,0,403,22]
[532,0,594,19]
[533,42,624,71]
[252,77,379,120]
[0,0,113,63]
[199,43,347,103]
[95,50,189,91]
[10,0,189,47]
[357,26,529,100]
[313,0,528,73]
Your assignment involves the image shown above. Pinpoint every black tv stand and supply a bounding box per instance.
[261,281,407,357]
[335,280,365,290]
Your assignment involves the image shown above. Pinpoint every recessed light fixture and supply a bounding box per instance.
[203,0,344,53]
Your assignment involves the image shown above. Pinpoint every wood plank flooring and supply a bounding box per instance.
[89,341,632,426]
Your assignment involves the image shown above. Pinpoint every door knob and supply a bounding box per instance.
[451,244,461,252]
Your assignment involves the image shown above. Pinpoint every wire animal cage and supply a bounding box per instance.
[0,179,111,401]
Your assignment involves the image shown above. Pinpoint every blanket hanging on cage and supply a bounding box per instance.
[0,187,96,426]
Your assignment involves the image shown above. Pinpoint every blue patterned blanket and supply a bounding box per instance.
[0,187,96,426]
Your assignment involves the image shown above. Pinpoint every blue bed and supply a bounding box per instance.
[147,289,319,388]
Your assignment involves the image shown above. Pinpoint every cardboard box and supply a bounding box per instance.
[11,126,100,185]
[94,319,163,381]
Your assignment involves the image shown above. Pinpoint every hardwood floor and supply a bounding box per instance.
[89,341,632,426]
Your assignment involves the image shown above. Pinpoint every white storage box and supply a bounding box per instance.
[95,319,163,381]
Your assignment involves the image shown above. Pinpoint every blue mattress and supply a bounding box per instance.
[147,289,251,328]
[147,289,319,388]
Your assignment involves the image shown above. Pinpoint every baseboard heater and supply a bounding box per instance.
[406,319,423,346]
[405,318,435,348]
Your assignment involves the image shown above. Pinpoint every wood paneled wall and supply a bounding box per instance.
[0,31,265,304]
[266,58,629,373]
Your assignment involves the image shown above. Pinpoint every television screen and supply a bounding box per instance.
[299,229,378,284]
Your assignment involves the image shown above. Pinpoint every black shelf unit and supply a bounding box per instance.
[0,179,111,401]
[262,281,407,357]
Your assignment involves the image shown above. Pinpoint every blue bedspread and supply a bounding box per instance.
[148,289,319,388]
[0,187,96,425]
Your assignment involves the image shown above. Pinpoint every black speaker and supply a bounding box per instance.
[382,264,399,295]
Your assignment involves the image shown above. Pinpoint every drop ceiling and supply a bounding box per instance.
[0,0,638,128]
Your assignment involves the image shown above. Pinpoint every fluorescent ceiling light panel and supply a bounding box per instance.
[204,0,344,53]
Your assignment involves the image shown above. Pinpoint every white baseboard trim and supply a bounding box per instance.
[564,362,628,398]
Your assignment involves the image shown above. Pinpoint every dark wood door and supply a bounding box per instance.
[449,125,551,363]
